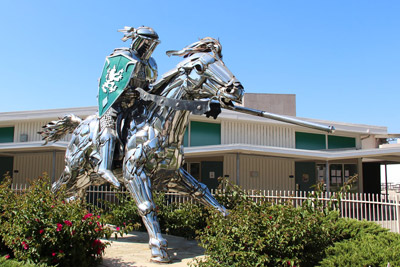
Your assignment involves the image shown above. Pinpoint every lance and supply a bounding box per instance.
[222,104,335,133]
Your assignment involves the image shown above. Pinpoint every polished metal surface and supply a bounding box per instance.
[222,103,335,133]
[40,36,241,263]
[40,31,335,264]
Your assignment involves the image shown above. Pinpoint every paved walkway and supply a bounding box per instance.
[100,231,205,267]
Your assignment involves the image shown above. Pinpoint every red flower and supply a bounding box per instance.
[51,205,55,208]
[21,241,29,250]
[269,216,273,220]
[92,239,102,248]
[56,223,63,231]
[52,252,56,257]
[83,213,93,220]
[4,255,10,260]
[59,250,64,253]
[39,229,44,234]
[116,227,120,231]
[71,230,76,236]
[207,225,210,229]
[64,220,72,226]
[97,215,101,219]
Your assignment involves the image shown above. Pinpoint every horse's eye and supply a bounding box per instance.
[194,64,204,73]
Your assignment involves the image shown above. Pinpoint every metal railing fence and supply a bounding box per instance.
[10,184,400,234]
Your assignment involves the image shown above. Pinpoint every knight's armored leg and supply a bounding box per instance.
[124,170,170,263]
[178,167,228,216]
[98,110,120,187]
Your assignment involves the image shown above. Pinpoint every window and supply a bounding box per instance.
[329,163,358,191]
[295,132,326,150]
[0,127,14,143]
[328,136,356,149]
[183,121,221,147]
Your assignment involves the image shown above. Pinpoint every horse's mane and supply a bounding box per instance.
[166,37,223,59]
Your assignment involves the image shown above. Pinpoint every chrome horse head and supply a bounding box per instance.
[165,37,244,105]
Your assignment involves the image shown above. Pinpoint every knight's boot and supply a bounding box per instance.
[149,236,170,263]
[98,127,120,187]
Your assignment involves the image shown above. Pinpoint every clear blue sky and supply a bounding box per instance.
[1,0,399,132]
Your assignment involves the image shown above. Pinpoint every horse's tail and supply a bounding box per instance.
[38,114,82,145]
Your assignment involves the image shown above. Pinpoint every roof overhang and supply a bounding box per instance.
[184,144,400,162]
[2,142,399,163]
[0,141,69,155]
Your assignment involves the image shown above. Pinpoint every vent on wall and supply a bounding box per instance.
[20,134,28,142]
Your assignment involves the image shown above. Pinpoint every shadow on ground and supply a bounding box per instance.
[100,231,205,267]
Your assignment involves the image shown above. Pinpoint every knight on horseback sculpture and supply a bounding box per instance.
[40,26,334,263]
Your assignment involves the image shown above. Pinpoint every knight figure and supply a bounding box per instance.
[97,26,160,187]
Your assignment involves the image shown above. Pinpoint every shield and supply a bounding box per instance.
[98,54,137,116]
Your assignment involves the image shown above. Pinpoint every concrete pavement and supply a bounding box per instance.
[100,231,205,267]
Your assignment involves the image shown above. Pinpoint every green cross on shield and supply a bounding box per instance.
[98,54,136,117]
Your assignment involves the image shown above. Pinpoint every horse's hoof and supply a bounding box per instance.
[150,256,172,264]
[150,243,170,263]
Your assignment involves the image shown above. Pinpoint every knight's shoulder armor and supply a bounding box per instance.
[111,48,139,62]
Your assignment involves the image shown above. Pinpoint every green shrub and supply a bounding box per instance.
[330,217,389,242]
[156,194,209,239]
[102,192,144,233]
[194,199,340,267]
[317,231,400,267]
[0,176,111,266]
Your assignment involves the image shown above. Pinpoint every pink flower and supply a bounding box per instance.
[5,255,10,260]
[64,220,72,226]
[39,229,44,234]
[51,205,55,208]
[97,215,101,219]
[83,213,93,220]
[52,252,56,257]
[56,223,63,231]
[116,227,120,231]
[23,242,29,250]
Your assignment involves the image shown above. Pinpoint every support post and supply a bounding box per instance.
[325,161,330,192]
[385,163,388,199]
[51,150,56,183]
[236,153,240,186]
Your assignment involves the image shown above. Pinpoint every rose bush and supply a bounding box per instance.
[0,175,111,266]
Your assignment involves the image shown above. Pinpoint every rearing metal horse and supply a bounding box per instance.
[40,38,243,263]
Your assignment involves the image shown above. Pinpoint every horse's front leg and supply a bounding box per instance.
[124,167,170,263]
[178,167,228,216]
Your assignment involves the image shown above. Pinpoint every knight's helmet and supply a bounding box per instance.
[118,26,160,60]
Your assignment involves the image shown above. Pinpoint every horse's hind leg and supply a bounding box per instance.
[52,165,89,200]
[124,169,170,263]
[177,167,228,216]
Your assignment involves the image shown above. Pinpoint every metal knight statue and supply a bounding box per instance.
[39,26,334,263]
[97,26,159,188]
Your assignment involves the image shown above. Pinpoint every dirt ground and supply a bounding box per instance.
[100,231,205,267]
